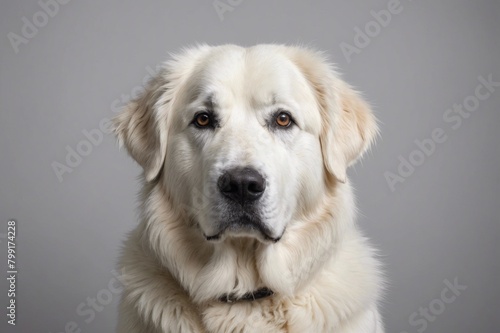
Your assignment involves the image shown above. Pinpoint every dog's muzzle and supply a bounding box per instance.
[203,167,281,242]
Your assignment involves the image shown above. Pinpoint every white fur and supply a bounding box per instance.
[114,44,385,333]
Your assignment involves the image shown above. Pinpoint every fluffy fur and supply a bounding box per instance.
[114,44,384,333]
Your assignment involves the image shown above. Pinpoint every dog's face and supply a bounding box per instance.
[115,44,378,244]
[166,47,326,242]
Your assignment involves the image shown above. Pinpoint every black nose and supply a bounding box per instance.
[218,167,266,204]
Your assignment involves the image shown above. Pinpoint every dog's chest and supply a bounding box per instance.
[201,299,289,333]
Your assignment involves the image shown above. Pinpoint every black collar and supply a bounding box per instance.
[218,288,274,303]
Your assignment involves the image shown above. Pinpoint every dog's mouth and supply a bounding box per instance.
[204,214,282,243]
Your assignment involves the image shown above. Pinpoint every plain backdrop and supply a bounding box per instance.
[1,0,499,332]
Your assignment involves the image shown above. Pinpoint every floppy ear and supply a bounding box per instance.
[321,79,379,183]
[113,70,169,182]
[287,46,378,183]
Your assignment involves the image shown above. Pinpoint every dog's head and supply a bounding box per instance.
[114,44,378,243]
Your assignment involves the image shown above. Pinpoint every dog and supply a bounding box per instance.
[114,44,384,333]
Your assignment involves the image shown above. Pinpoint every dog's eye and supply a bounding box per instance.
[193,112,212,128]
[275,112,292,128]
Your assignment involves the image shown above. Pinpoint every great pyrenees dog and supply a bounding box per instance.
[114,44,384,333]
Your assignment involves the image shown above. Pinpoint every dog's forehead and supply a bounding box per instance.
[190,47,315,110]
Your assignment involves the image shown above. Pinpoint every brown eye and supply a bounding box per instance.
[195,112,211,127]
[276,112,292,127]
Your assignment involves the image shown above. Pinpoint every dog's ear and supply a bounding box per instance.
[287,47,378,183]
[113,71,169,182]
[321,79,379,183]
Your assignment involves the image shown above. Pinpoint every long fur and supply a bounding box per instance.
[115,44,385,333]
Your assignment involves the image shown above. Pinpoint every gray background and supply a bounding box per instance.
[1,0,499,332]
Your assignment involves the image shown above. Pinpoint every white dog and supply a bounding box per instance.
[114,44,384,333]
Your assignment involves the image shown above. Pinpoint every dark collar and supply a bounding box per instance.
[218,287,274,303]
